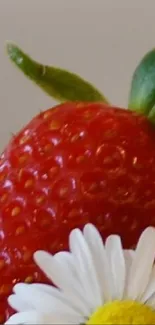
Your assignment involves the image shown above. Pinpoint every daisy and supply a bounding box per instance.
[5,224,155,324]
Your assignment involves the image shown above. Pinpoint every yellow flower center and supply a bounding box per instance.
[86,300,155,324]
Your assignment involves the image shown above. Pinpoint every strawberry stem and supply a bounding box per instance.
[6,42,109,104]
[128,49,155,123]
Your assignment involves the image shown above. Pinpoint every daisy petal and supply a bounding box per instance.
[123,250,135,297]
[53,252,92,316]
[31,283,63,297]
[34,251,82,295]
[13,283,81,317]
[5,311,46,324]
[34,251,90,316]
[105,235,126,300]
[69,228,102,310]
[141,266,155,303]
[31,283,78,310]
[146,293,155,308]
[126,227,155,300]
[8,294,31,312]
[5,310,82,325]
[83,223,113,301]
[124,250,135,265]
[54,251,76,274]
[53,251,82,289]
[124,250,135,274]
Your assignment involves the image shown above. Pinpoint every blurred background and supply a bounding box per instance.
[0,0,155,150]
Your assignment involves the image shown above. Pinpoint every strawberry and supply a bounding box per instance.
[0,44,155,322]
[1,102,155,321]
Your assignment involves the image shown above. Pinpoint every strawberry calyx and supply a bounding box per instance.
[6,42,155,123]
[6,42,108,104]
[128,49,155,123]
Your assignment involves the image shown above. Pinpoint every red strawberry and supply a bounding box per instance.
[2,44,155,322]
[1,101,155,321]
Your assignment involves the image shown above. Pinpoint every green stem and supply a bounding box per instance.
[6,43,108,104]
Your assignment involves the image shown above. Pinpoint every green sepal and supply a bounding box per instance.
[7,43,108,104]
[128,49,155,122]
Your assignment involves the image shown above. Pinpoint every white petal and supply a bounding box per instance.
[123,250,135,298]
[69,228,102,310]
[13,283,63,305]
[5,311,47,324]
[126,227,155,300]
[13,283,81,317]
[54,251,75,270]
[31,282,86,314]
[8,294,31,312]
[105,235,126,300]
[31,283,63,297]
[124,250,135,275]
[5,310,82,325]
[8,283,67,312]
[83,223,113,301]
[34,251,90,316]
[53,252,92,316]
[146,293,155,308]
[34,251,83,296]
[141,266,155,303]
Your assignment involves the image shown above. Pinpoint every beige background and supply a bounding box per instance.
[0,0,155,150]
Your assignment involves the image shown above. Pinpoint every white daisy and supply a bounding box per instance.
[5,224,155,324]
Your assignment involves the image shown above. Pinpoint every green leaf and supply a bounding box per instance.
[128,49,155,122]
[6,42,108,103]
